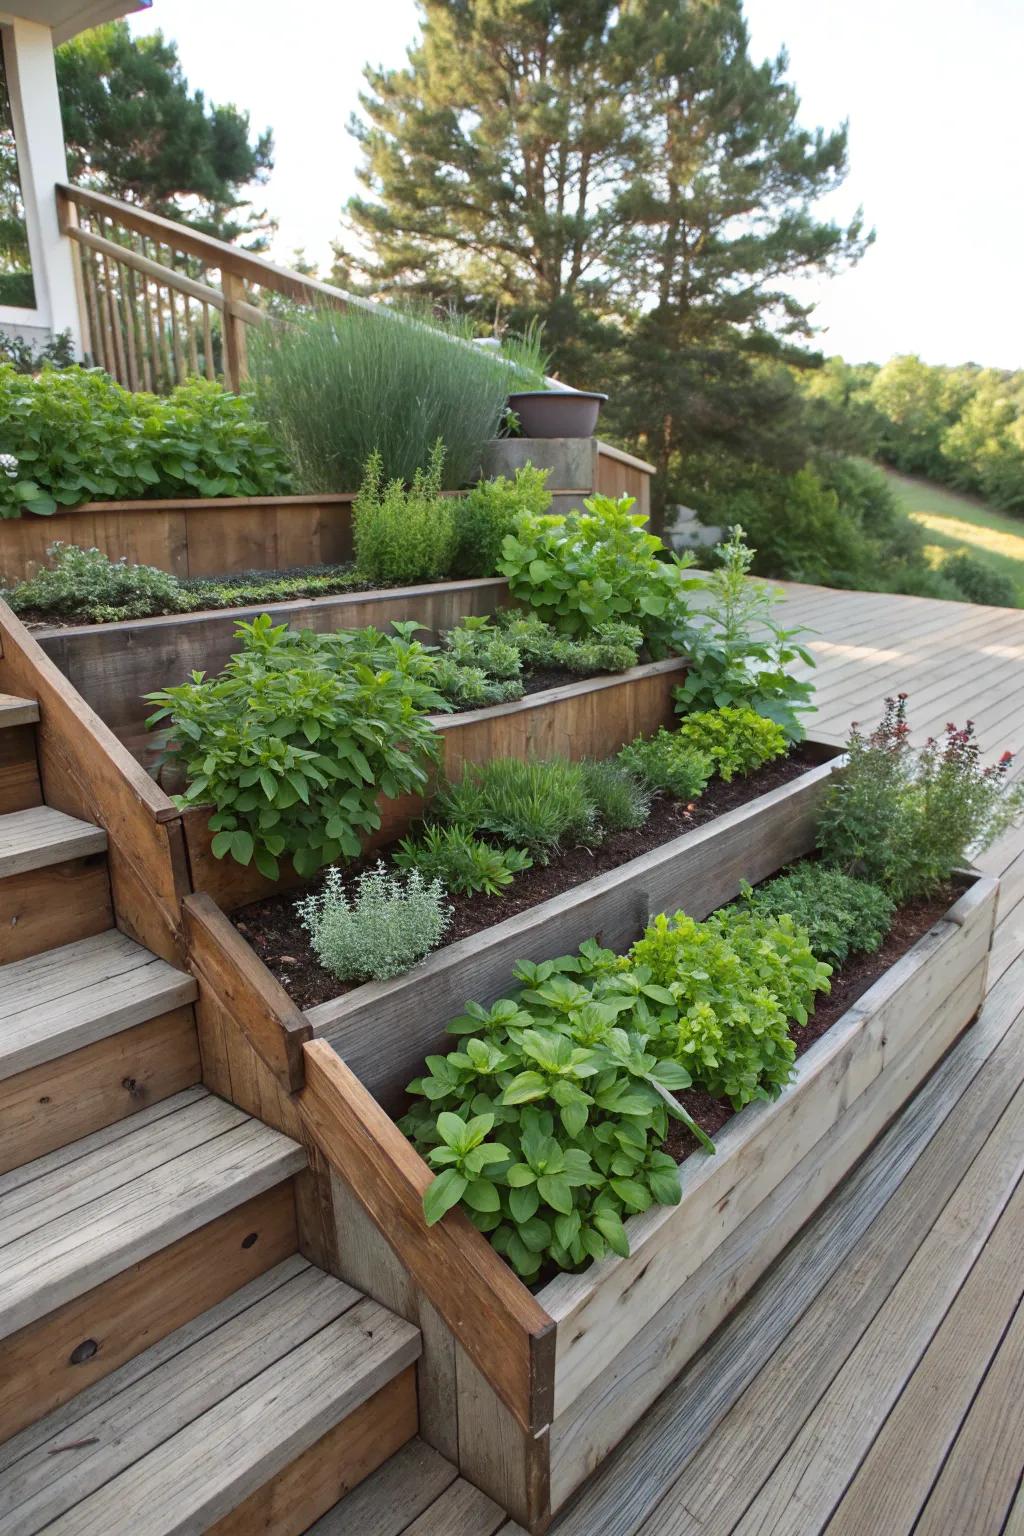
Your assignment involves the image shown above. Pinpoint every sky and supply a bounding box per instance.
[127,0,1024,370]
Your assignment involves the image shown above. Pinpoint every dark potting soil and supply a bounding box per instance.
[661,880,962,1163]
[233,745,821,1011]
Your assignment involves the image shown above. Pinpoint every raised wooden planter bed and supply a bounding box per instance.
[0,492,355,585]
[539,871,997,1511]
[35,576,510,761]
[182,657,689,911]
[311,740,842,1110]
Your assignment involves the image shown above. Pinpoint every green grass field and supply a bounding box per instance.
[885,469,1024,603]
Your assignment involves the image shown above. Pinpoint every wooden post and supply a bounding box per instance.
[221,271,250,391]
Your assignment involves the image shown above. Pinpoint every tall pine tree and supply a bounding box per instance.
[341,0,871,513]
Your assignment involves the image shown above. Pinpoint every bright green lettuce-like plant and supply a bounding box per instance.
[394,823,532,896]
[630,906,831,1108]
[498,493,700,651]
[296,863,450,982]
[742,864,894,966]
[817,695,1024,904]
[676,525,815,740]
[675,706,788,782]
[402,939,710,1278]
[145,615,446,879]
[353,441,458,586]
[617,728,713,801]
[451,464,552,578]
[0,366,288,518]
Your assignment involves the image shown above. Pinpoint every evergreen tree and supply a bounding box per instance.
[341,0,870,516]
[57,22,274,247]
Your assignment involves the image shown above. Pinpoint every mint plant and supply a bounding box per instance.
[146,615,446,879]
[675,525,815,739]
[498,493,701,652]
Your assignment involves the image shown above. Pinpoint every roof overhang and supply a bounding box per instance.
[0,0,150,44]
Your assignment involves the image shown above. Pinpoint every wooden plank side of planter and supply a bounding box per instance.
[297,1040,556,1438]
[36,577,510,759]
[0,494,355,585]
[182,658,688,913]
[547,948,993,1510]
[541,875,998,1419]
[0,600,191,965]
[313,747,840,1114]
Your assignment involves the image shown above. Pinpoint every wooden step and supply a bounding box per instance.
[0,693,39,730]
[0,805,107,879]
[0,930,197,1081]
[0,1086,306,1344]
[0,1257,421,1536]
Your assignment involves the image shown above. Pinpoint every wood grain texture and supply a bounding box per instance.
[0,600,190,963]
[303,1437,458,1536]
[0,495,355,585]
[205,1369,418,1536]
[0,1005,201,1175]
[37,577,509,762]
[183,657,688,911]
[0,853,113,964]
[298,1041,555,1437]
[457,1343,552,1534]
[402,1476,507,1536]
[312,747,840,1112]
[0,1182,298,1442]
[184,891,311,1093]
[543,877,997,1421]
[0,721,41,814]
[0,928,196,1079]
[0,804,106,875]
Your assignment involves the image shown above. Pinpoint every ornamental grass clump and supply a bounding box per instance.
[296,863,451,982]
[433,757,599,862]
[145,615,445,880]
[353,441,457,586]
[817,694,1024,905]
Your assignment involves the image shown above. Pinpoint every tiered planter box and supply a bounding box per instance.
[181,656,690,911]
[0,492,355,585]
[35,576,510,762]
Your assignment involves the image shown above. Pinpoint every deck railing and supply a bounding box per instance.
[56,183,368,392]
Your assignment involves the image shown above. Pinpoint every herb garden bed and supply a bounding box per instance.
[35,576,511,759]
[540,871,996,1510]
[181,656,690,911]
[242,744,826,1012]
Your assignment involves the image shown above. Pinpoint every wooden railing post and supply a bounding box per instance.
[221,271,249,391]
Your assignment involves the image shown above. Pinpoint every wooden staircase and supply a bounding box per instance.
[0,690,460,1534]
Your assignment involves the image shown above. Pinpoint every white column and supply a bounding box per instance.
[1,16,81,350]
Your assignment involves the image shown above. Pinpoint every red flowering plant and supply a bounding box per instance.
[817,694,1024,906]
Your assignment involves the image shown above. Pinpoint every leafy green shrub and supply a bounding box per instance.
[296,863,450,981]
[675,706,788,781]
[434,757,599,862]
[676,525,815,740]
[630,906,831,1107]
[4,542,194,622]
[578,760,651,833]
[499,493,699,651]
[939,552,1019,608]
[443,617,524,680]
[401,941,708,1277]
[451,465,552,578]
[431,655,525,709]
[249,303,544,491]
[0,366,289,517]
[617,728,712,800]
[743,864,894,965]
[477,611,643,676]
[394,824,532,896]
[353,442,458,586]
[817,696,1024,905]
[146,615,445,879]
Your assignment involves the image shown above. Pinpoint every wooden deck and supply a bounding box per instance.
[499,583,1024,1536]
